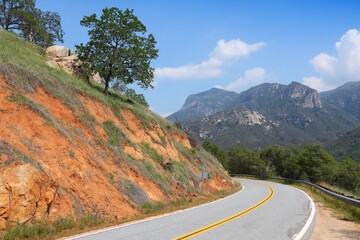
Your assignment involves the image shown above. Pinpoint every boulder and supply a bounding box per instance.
[0,163,58,230]
[46,45,71,58]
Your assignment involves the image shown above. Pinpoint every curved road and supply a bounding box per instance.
[67,179,315,240]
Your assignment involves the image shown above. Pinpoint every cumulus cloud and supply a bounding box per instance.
[303,29,360,91]
[155,39,266,80]
[216,67,266,92]
[211,39,266,60]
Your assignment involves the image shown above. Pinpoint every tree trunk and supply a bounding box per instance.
[103,69,112,95]
[104,79,110,95]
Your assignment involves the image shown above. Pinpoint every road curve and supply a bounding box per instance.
[66,179,315,240]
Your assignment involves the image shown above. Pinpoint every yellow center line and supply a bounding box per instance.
[172,183,274,240]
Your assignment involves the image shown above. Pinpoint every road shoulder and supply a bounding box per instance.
[311,200,360,240]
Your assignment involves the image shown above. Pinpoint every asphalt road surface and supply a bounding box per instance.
[67,179,315,240]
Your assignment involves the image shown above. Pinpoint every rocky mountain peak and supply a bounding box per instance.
[286,81,322,108]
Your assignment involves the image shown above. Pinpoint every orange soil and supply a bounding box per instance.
[0,76,231,229]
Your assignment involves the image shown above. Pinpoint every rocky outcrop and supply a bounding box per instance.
[0,164,57,229]
[46,45,74,58]
[286,82,322,108]
[206,109,267,126]
[45,45,101,84]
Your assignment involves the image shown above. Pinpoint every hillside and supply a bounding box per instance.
[321,81,360,119]
[326,127,360,162]
[170,82,359,149]
[0,30,233,230]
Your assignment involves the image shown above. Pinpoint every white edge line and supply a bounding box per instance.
[65,184,245,240]
[291,187,316,240]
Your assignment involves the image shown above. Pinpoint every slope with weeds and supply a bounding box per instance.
[0,30,233,234]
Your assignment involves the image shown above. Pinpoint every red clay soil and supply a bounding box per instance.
[0,76,232,230]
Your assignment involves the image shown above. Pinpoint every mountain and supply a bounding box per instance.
[167,88,239,122]
[321,81,360,119]
[233,81,322,110]
[0,31,232,230]
[170,81,359,149]
[326,127,360,162]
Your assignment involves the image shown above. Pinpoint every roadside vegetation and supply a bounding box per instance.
[203,141,360,197]
[294,183,360,223]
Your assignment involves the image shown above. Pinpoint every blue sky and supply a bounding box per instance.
[37,0,360,117]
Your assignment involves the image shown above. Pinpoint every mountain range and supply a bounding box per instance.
[168,81,360,152]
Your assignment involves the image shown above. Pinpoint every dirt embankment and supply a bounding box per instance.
[311,201,360,240]
[0,75,232,230]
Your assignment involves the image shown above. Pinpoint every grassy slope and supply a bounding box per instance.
[0,30,234,239]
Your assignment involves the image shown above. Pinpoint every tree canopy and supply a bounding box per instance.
[202,142,360,194]
[202,141,229,171]
[0,0,63,47]
[76,7,158,95]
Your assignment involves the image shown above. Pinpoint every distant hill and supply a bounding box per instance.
[321,81,360,119]
[327,127,360,162]
[169,81,359,149]
[167,88,239,122]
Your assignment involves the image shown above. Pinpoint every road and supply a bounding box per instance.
[67,179,315,240]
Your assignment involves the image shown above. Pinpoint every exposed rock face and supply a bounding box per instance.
[46,45,72,58]
[205,109,267,126]
[46,45,78,75]
[45,45,101,84]
[286,82,322,108]
[0,164,58,229]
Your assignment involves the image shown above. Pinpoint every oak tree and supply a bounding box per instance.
[0,0,63,47]
[76,7,158,95]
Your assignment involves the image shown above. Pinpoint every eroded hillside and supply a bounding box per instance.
[0,31,233,230]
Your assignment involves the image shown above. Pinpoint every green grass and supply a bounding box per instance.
[102,120,136,148]
[294,183,360,223]
[1,215,105,240]
[169,160,198,191]
[142,161,170,192]
[319,183,360,200]
[140,142,164,164]
[140,201,165,214]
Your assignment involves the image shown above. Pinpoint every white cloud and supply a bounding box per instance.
[304,29,360,91]
[302,76,335,92]
[310,53,338,77]
[216,67,266,92]
[155,39,265,80]
[211,39,266,60]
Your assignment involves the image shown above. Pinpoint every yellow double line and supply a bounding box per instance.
[173,183,274,240]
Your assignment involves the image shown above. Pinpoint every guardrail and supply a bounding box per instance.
[231,174,360,208]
